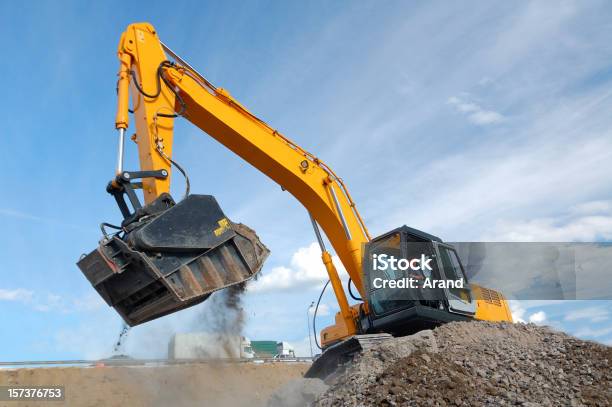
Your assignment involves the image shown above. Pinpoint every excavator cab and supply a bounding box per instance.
[359,226,476,336]
[311,226,486,379]
[77,170,269,326]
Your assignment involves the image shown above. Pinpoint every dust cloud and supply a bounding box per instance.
[119,282,248,359]
[190,282,247,358]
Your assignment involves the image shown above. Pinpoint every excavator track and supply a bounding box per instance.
[305,333,393,380]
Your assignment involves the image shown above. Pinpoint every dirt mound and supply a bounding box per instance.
[315,322,611,406]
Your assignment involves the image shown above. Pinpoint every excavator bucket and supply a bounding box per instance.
[77,194,269,326]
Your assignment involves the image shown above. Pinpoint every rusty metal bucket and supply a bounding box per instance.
[77,194,269,326]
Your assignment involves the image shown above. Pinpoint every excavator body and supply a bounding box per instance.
[319,226,512,348]
[308,226,512,378]
[78,23,511,374]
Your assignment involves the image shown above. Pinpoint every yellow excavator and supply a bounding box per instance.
[77,23,512,377]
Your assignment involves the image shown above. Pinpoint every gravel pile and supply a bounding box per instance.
[313,321,611,406]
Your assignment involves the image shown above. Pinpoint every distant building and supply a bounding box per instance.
[168,333,254,359]
[251,340,295,358]
[250,340,277,357]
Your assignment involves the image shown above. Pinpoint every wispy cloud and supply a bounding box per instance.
[0,287,103,314]
[0,208,46,222]
[447,95,505,125]
[565,306,609,323]
[0,288,33,302]
[489,200,612,242]
[491,215,612,242]
[32,293,64,312]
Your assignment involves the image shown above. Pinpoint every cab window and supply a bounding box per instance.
[438,246,471,301]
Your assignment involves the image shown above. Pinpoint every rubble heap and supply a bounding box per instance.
[316,321,611,406]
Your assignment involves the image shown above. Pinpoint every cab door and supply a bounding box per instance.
[433,243,476,315]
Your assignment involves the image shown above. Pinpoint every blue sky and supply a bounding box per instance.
[1,0,611,360]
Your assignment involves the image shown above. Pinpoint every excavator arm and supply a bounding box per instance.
[112,22,369,337]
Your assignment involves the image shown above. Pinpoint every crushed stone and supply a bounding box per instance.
[311,321,611,406]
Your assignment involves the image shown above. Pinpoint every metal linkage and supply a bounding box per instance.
[116,128,126,174]
[328,182,352,241]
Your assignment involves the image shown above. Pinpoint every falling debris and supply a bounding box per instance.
[113,323,131,355]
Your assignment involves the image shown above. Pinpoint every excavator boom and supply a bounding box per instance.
[78,23,368,334]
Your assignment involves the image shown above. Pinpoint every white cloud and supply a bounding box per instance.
[0,288,33,302]
[469,110,505,125]
[447,95,505,125]
[248,243,347,293]
[510,302,551,325]
[510,301,526,323]
[528,310,547,324]
[565,306,609,323]
[0,288,65,312]
[0,287,105,314]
